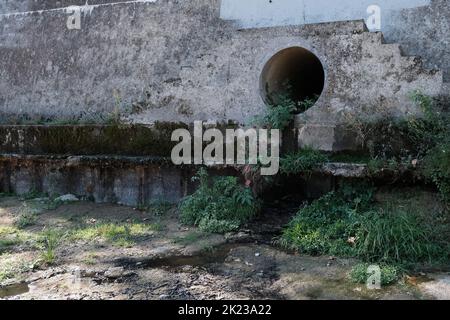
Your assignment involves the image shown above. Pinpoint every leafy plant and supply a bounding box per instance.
[344,90,450,203]
[280,147,329,176]
[14,211,38,229]
[147,199,173,216]
[253,88,318,130]
[179,168,259,233]
[350,263,400,286]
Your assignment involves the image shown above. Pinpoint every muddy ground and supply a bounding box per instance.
[0,196,449,300]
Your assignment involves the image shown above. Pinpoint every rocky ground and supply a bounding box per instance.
[0,195,449,300]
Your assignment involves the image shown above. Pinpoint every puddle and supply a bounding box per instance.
[115,243,241,271]
[0,283,29,299]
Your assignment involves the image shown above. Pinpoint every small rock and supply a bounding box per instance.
[255,252,261,257]
[225,231,251,242]
[81,269,99,278]
[55,194,79,203]
[159,294,170,300]
[104,267,125,279]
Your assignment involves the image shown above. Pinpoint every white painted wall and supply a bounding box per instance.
[220,0,430,31]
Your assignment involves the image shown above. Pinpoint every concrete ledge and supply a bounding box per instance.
[320,162,367,178]
[0,153,188,206]
[0,124,187,156]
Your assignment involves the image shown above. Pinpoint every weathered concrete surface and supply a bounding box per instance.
[220,0,450,81]
[0,124,187,156]
[0,0,447,150]
[0,154,189,205]
[0,0,143,13]
[383,0,450,82]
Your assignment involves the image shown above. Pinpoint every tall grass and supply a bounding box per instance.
[280,187,449,266]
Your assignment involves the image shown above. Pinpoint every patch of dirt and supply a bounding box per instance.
[0,196,445,300]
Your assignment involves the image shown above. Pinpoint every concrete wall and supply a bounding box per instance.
[220,0,449,81]
[0,0,448,150]
[0,154,188,205]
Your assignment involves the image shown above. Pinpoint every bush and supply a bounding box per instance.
[179,168,259,233]
[280,186,449,266]
[350,263,400,286]
[422,141,450,203]
[358,91,450,202]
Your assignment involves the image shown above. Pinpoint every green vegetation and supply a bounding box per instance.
[253,90,317,130]
[21,189,48,201]
[14,210,38,229]
[350,263,400,286]
[179,168,259,233]
[0,226,36,253]
[139,198,173,216]
[280,147,329,176]
[69,222,161,247]
[39,229,61,265]
[280,184,449,269]
[13,197,67,229]
[82,252,99,265]
[0,253,32,282]
[343,90,450,203]
[0,192,16,197]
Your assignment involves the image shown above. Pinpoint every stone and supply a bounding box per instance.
[55,194,79,203]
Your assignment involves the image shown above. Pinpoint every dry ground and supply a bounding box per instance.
[0,196,448,300]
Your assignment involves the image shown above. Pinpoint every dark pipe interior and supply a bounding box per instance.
[260,47,325,111]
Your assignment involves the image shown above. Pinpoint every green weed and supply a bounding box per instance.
[280,147,329,176]
[179,168,259,233]
[280,185,449,267]
[350,263,400,286]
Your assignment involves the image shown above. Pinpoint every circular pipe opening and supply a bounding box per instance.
[260,47,325,112]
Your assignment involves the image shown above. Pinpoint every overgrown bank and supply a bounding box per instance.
[279,184,450,284]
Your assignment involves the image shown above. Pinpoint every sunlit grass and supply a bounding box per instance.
[69,222,161,247]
